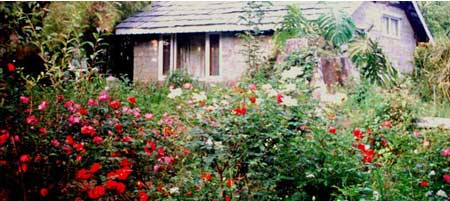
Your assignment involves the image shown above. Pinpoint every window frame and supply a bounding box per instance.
[381,14,401,39]
[157,34,176,81]
[204,33,222,81]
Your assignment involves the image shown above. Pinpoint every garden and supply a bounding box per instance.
[0,2,449,201]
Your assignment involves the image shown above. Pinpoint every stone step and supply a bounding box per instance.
[415,117,450,129]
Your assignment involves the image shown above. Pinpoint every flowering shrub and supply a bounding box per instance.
[0,66,449,200]
[0,69,190,200]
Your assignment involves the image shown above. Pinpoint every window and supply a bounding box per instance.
[177,34,205,78]
[158,33,221,80]
[382,15,400,37]
[209,34,220,76]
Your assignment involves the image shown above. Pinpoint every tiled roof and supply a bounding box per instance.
[115,1,362,35]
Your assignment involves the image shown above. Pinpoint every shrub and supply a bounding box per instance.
[0,68,189,200]
[164,69,195,88]
[414,38,450,101]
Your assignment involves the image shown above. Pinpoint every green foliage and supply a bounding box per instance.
[238,1,273,77]
[273,5,317,49]
[165,69,195,88]
[414,38,450,101]
[278,49,318,83]
[316,11,356,48]
[349,35,398,87]
[344,82,419,130]
[419,1,450,38]
[273,5,355,50]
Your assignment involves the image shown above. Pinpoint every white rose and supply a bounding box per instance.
[167,88,182,99]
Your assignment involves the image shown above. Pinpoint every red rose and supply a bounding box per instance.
[276,93,283,103]
[328,127,336,134]
[39,127,47,134]
[362,149,374,163]
[26,115,39,125]
[93,136,103,144]
[20,154,30,163]
[90,163,101,173]
[136,181,143,189]
[443,174,450,183]
[7,63,15,72]
[138,191,149,201]
[115,123,123,134]
[232,104,247,116]
[381,140,388,147]
[109,100,121,109]
[80,108,89,115]
[120,158,131,168]
[420,181,429,187]
[105,180,118,190]
[201,172,212,182]
[225,196,231,201]
[66,135,74,145]
[144,141,156,155]
[88,186,105,199]
[20,96,29,104]
[122,135,132,142]
[381,121,392,128]
[115,182,126,194]
[51,139,60,147]
[226,179,234,187]
[249,96,256,104]
[127,96,136,104]
[116,167,132,180]
[76,169,92,180]
[157,147,165,157]
[80,125,96,136]
[353,128,364,141]
[40,188,48,197]
[56,94,64,102]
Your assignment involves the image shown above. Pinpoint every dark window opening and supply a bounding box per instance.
[209,35,220,76]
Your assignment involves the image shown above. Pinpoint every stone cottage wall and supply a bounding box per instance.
[351,2,418,73]
[132,34,273,83]
[220,33,274,83]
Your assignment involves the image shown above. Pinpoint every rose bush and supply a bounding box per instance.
[0,66,449,200]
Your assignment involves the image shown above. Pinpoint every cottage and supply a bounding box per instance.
[115,1,433,83]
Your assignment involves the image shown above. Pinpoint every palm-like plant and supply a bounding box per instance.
[348,34,398,86]
[273,5,356,51]
[316,11,356,48]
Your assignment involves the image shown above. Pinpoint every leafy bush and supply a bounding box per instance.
[164,69,195,88]
[0,67,191,200]
[344,82,418,130]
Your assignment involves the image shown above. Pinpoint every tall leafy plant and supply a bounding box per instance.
[273,5,355,51]
[348,35,398,87]
[238,1,272,76]
[414,38,450,100]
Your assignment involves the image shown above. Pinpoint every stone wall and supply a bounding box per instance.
[351,2,418,73]
[219,33,273,83]
[132,33,273,84]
